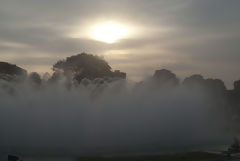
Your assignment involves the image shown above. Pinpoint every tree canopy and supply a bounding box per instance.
[0,62,27,81]
[52,53,126,82]
[0,62,27,76]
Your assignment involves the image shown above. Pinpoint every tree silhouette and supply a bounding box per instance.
[234,80,240,93]
[0,62,26,76]
[153,69,179,87]
[52,53,126,82]
[0,62,27,81]
[183,74,205,88]
[29,72,42,85]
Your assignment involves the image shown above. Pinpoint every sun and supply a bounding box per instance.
[91,22,129,44]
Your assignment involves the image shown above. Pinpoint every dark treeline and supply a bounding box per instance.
[0,53,240,121]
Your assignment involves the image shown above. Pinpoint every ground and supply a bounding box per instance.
[76,152,228,161]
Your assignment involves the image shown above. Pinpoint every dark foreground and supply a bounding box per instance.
[4,152,240,161]
[76,152,230,161]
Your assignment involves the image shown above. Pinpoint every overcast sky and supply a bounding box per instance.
[0,0,240,88]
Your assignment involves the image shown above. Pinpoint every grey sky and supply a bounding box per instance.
[0,0,240,88]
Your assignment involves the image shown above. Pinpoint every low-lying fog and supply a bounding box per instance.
[0,73,233,157]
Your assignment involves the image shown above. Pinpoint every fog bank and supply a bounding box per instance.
[0,77,231,155]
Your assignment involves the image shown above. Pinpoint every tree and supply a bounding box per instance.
[234,80,240,93]
[29,72,42,85]
[0,62,27,81]
[183,74,205,88]
[153,69,179,87]
[183,74,226,96]
[205,78,226,94]
[52,53,126,82]
[0,62,26,76]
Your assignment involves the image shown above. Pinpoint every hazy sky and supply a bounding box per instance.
[0,0,240,88]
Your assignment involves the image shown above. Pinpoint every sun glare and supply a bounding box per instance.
[91,22,129,44]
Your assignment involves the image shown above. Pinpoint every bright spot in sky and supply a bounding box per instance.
[91,22,129,44]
